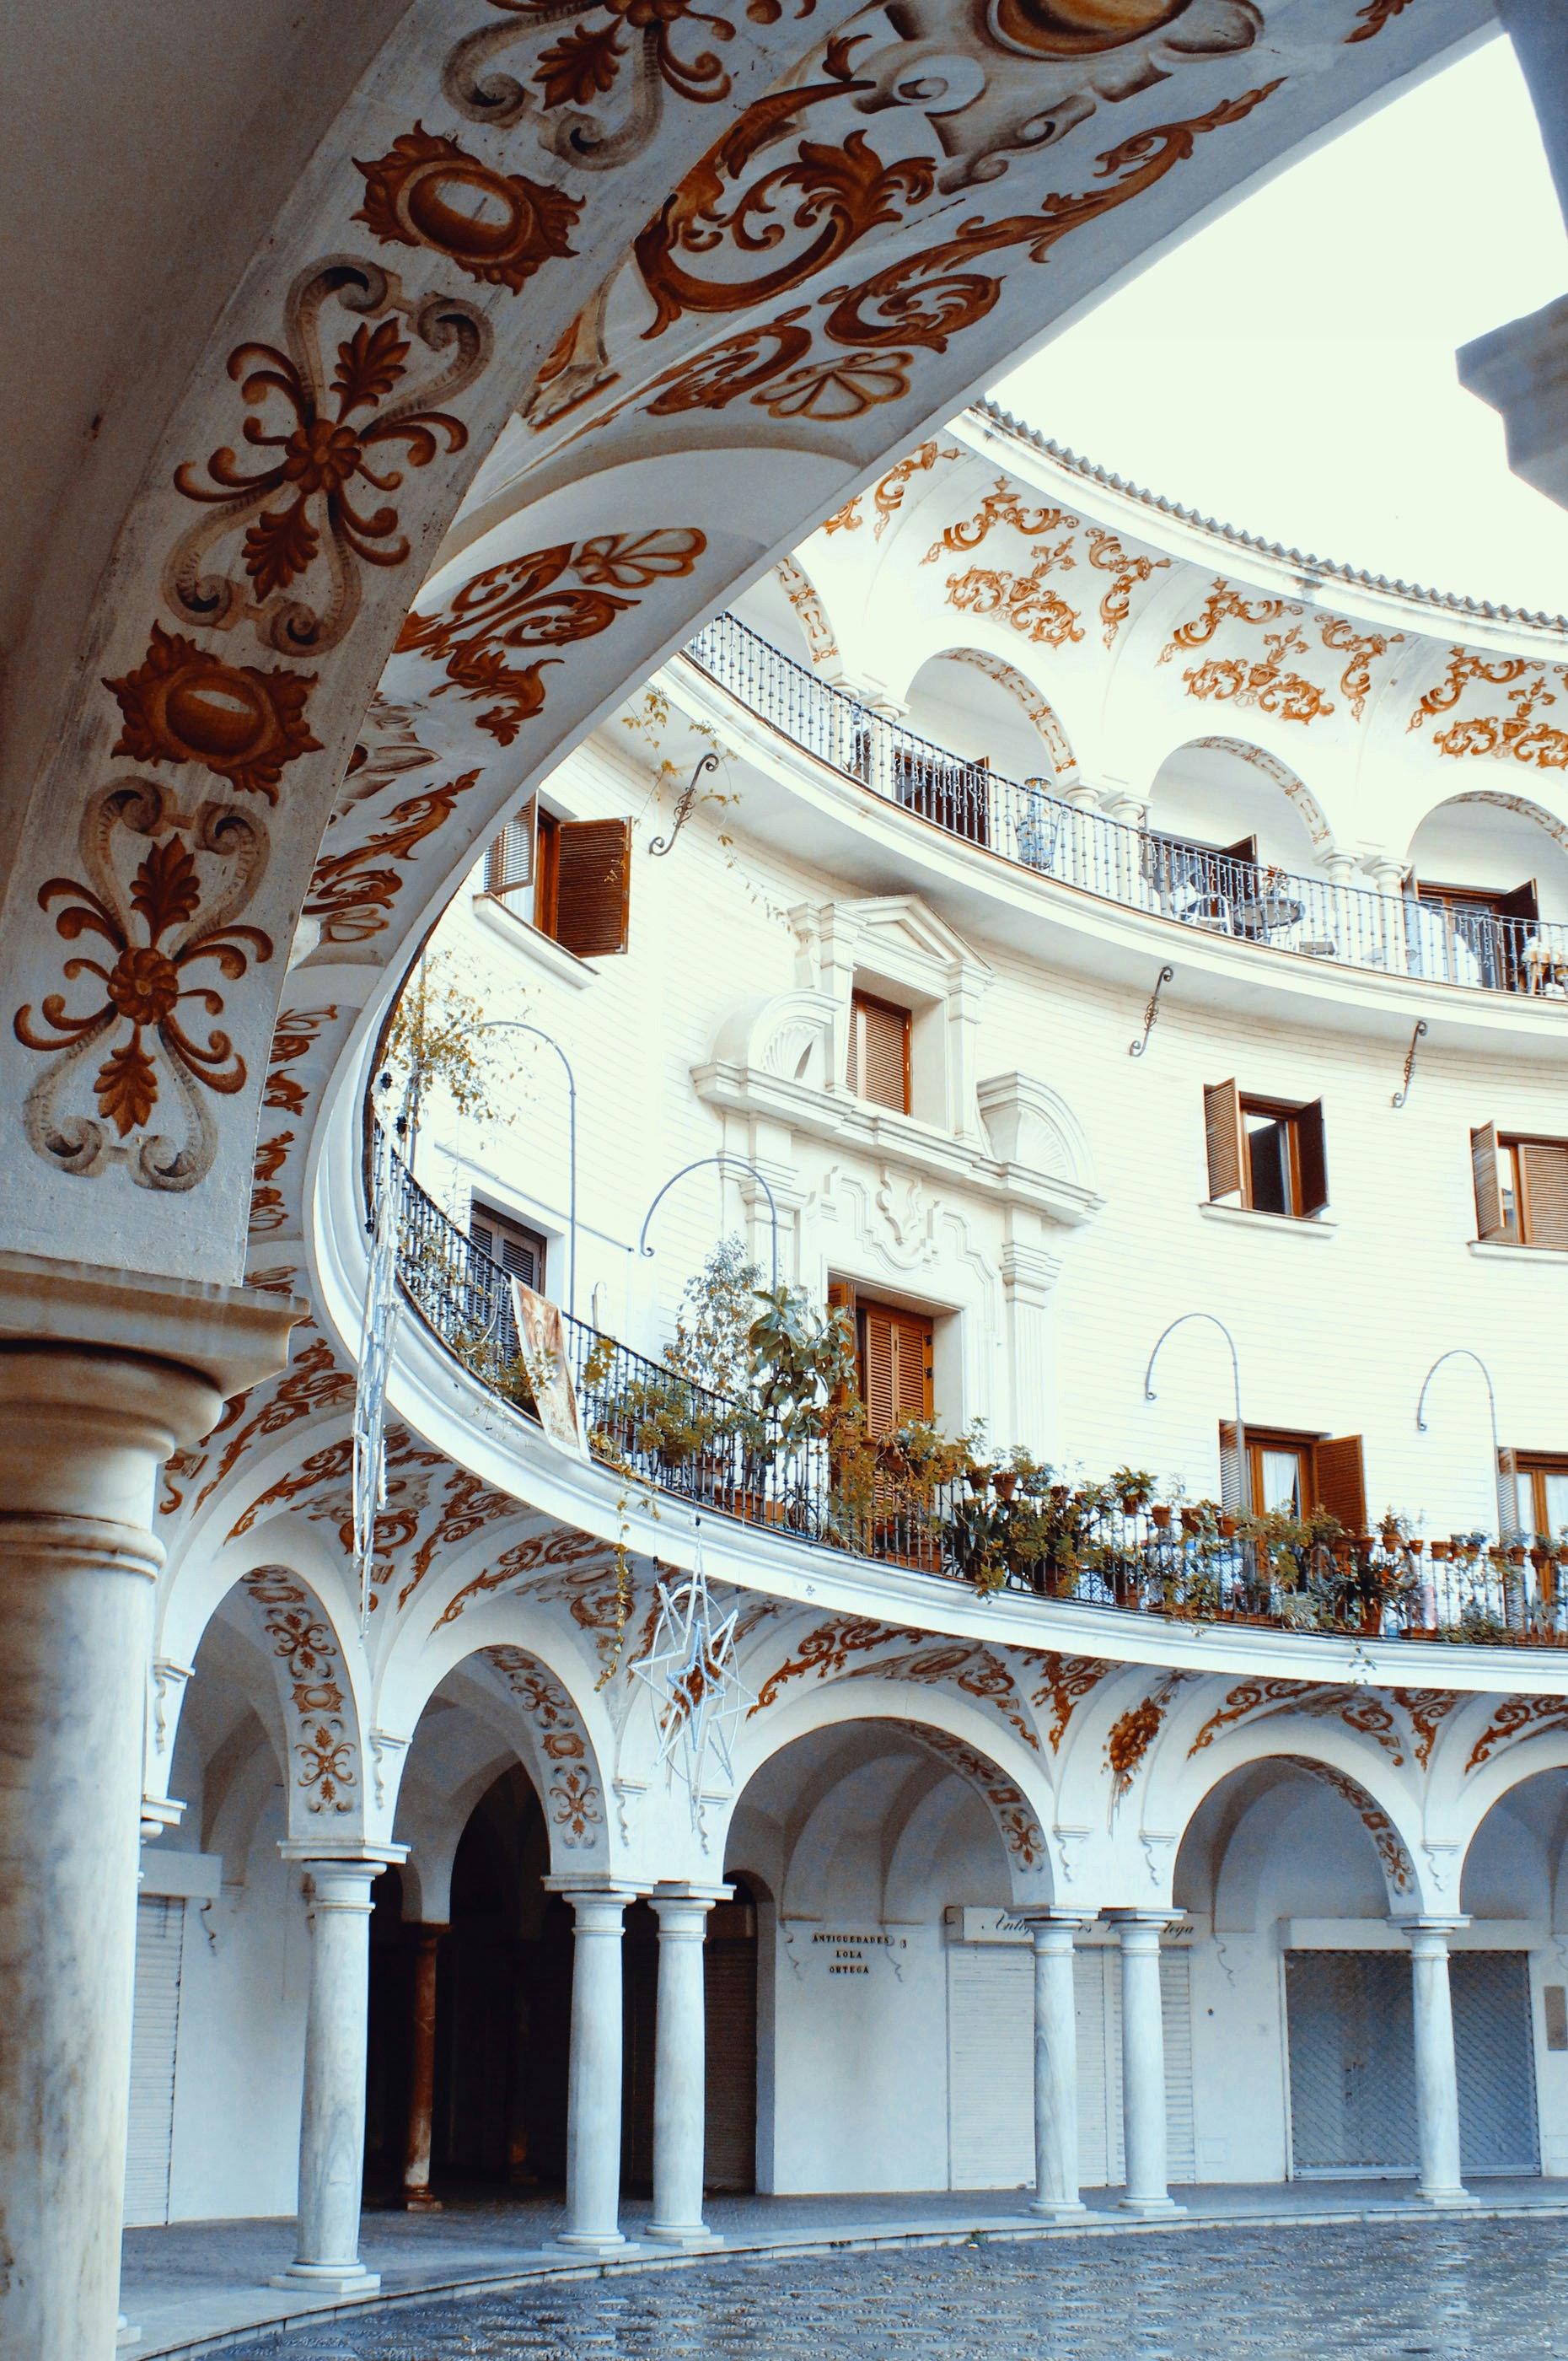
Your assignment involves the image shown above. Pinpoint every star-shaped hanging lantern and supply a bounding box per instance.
[630,1523,755,1826]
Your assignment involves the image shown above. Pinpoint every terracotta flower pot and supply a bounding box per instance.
[1218,1515,1238,1539]
[966,1466,991,1494]
[992,1471,1018,1503]
[1150,1505,1172,1530]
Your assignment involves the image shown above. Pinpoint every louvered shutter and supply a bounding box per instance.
[484,797,536,896]
[1297,1100,1329,1217]
[1522,1142,1568,1247]
[1498,1445,1522,1536]
[860,1304,896,1437]
[1314,1435,1367,1535]
[847,993,909,1111]
[1218,1421,1245,1514]
[554,818,631,957]
[857,1301,933,1436]
[1203,1080,1243,1201]
[1472,1122,1504,1240]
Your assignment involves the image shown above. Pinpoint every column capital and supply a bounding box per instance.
[1102,1907,1183,1928]
[1392,1916,1470,1946]
[279,1841,406,1867]
[542,1875,650,1900]
[1014,1907,1091,1934]
[0,1249,304,1406]
[652,1880,733,1904]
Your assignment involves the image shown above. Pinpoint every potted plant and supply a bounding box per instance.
[1110,1466,1157,1515]
[1150,1504,1172,1531]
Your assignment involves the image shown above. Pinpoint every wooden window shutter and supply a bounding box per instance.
[1498,879,1539,928]
[1470,1121,1503,1240]
[856,1299,932,1434]
[1522,1142,1568,1248]
[554,818,631,957]
[859,1303,896,1437]
[847,993,910,1112]
[1313,1436,1367,1534]
[484,797,536,897]
[1222,835,1259,868]
[1498,1445,1521,1535]
[1218,1421,1243,1514]
[1297,1100,1329,1218]
[1203,1080,1243,1201]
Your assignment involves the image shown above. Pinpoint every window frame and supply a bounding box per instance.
[1204,1079,1329,1219]
[1512,1450,1568,1540]
[469,1198,549,1295]
[1474,1121,1568,1247]
[846,987,912,1115]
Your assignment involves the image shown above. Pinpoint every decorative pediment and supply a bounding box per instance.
[791,895,992,1002]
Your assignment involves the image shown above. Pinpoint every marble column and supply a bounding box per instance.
[402,1923,446,2212]
[547,1882,644,2255]
[647,1883,730,2250]
[1018,1910,1088,2221]
[273,1858,391,2294]
[1106,1910,1183,2218]
[1395,1917,1479,2210]
[0,1255,296,2361]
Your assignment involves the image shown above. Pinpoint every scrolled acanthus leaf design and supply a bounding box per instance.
[355,125,581,292]
[636,84,1281,420]
[441,0,765,163]
[14,778,273,1191]
[395,526,707,744]
[168,260,491,655]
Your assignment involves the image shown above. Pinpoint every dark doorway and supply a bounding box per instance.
[706,1877,759,2192]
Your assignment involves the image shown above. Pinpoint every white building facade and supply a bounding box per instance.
[126,411,1568,2271]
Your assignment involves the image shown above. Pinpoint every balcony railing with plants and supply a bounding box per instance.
[388,1144,1567,1648]
[685,613,1568,1002]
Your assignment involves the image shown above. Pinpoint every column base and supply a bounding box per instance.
[269,2264,382,2295]
[402,2189,443,2213]
[550,2231,636,2258]
[644,2224,723,2251]
[116,2319,142,2348]
[1025,2198,1088,2223]
[1118,2195,1184,2218]
[1413,2187,1480,2210]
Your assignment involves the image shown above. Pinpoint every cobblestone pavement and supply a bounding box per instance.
[227,2218,1568,2358]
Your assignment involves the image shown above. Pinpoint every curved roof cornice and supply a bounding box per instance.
[969,397,1568,642]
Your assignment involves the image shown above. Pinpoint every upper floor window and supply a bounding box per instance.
[830,1281,933,1433]
[1413,877,1538,992]
[1472,1122,1568,1248]
[892,746,990,847]
[846,989,910,1114]
[1204,1080,1328,1218]
[1505,1450,1568,1539]
[1145,831,1258,929]
[483,797,631,958]
[1222,1422,1366,1528]
[470,1200,547,1292]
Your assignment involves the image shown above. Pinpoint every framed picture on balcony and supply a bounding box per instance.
[511,1277,588,1461]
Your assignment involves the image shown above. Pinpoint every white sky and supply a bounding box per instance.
[993,35,1568,619]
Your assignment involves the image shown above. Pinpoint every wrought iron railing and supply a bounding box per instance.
[684,614,1568,1001]
[385,1140,1567,1646]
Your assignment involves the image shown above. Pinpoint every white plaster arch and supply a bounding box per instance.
[721,1676,1054,1903]
[1440,1729,1568,1886]
[1156,1727,1429,1913]
[1139,728,1340,863]
[936,646,1078,783]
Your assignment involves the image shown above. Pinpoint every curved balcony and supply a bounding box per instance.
[389,1139,1568,1652]
[684,615,1568,1003]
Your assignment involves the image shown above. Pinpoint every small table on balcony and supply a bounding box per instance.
[1235,891,1304,944]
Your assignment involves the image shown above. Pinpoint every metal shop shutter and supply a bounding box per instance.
[946,1944,1034,2189]
[946,1944,1195,2192]
[1453,1952,1538,2175]
[704,1939,759,2192]
[124,1896,185,2228]
[1091,1948,1197,2188]
[1286,1951,1417,2175]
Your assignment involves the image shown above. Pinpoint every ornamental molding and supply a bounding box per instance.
[692,1049,1102,1228]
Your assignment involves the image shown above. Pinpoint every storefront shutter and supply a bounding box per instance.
[124,1897,185,2229]
[1203,1080,1243,1200]
[1471,1122,1504,1240]
[555,818,631,957]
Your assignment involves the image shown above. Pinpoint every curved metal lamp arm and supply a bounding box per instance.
[477,1019,577,1320]
[648,751,720,858]
[638,1155,780,1293]
[1143,1310,1249,1514]
[1415,1346,1508,1533]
